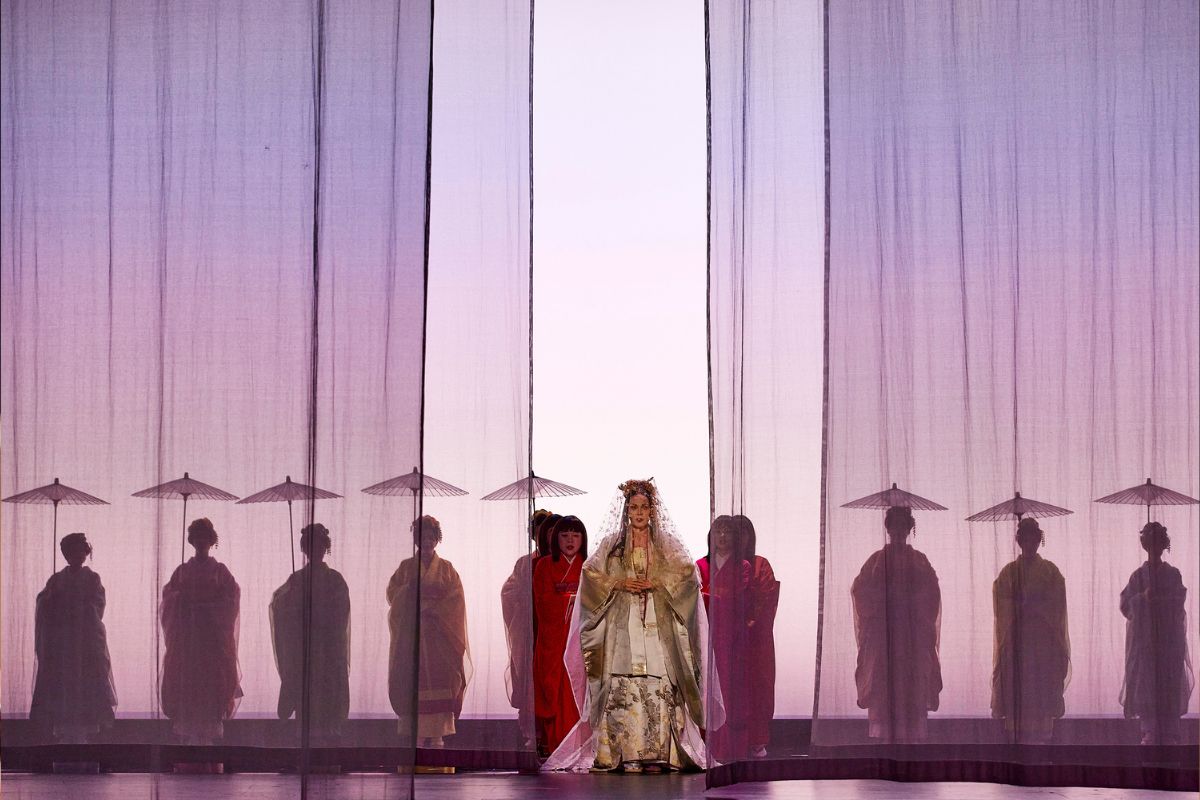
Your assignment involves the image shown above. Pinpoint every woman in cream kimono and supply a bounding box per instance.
[545,479,711,772]
[991,517,1070,743]
[388,515,471,747]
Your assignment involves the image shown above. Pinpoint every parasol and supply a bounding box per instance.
[3,478,109,574]
[132,472,239,564]
[1094,478,1199,524]
[481,473,585,501]
[966,491,1072,523]
[236,476,342,571]
[362,466,469,522]
[841,482,948,511]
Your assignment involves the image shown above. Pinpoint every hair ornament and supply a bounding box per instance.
[619,478,657,503]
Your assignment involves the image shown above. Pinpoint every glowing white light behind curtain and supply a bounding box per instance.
[533,1,711,552]
[534,1,826,720]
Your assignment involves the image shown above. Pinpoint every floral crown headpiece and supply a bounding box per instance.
[619,478,657,504]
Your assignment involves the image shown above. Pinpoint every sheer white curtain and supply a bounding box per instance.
[425,0,533,755]
[708,0,1198,787]
[706,0,826,757]
[817,0,1198,751]
[1,0,431,761]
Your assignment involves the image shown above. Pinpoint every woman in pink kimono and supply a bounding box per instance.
[1120,522,1193,744]
[160,518,242,743]
[851,505,942,742]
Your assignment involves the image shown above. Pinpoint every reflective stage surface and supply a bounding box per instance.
[0,773,1191,800]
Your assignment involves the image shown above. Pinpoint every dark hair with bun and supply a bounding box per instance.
[300,522,332,557]
[187,517,218,548]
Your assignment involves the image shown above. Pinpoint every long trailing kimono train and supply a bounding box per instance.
[501,552,537,744]
[544,489,712,772]
[746,555,780,748]
[30,566,117,739]
[387,553,471,739]
[991,554,1070,740]
[1120,560,1194,739]
[270,561,351,736]
[697,553,751,760]
[851,542,942,741]
[160,556,242,741]
[533,553,582,752]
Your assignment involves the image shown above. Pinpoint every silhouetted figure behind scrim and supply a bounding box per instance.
[991,517,1069,744]
[161,517,242,744]
[270,522,350,741]
[698,515,751,761]
[501,509,553,747]
[388,515,470,748]
[851,505,942,742]
[733,514,780,758]
[1120,522,1194,744]
[30,532,118,742]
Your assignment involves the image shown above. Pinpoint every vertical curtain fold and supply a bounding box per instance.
[706,0,826,772]
[708,0,1198,789]
[817,0,1198,764]
[1,1,435,794]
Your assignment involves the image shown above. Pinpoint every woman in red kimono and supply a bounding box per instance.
[697,515,751,761]
[160,518,242,744]
[533,515,587,755]
[733,515,779,758]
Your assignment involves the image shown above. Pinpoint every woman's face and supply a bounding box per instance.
[713,523,734,555]
[627,494,652,531]
[419,525,440,553]
[558,528,582,558]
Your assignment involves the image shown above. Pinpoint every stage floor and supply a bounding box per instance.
[0,773,1191,799]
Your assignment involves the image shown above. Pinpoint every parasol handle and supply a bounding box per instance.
[288,499,296,573]
[181,494,189,565]
[52,500,59,574]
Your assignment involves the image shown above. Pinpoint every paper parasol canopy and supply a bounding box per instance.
[237,476,342,504]
[133,472,239,502]
[482,473,585,501]
[362,467,469,527]
[132,472,239,564]
[2,478,109,574]
[237,476,342,571]
[966,491,1072,522]
[1095,478,1199,524]
[842,482,947,511]
[4,477,108,506]
[362,467,468,498]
